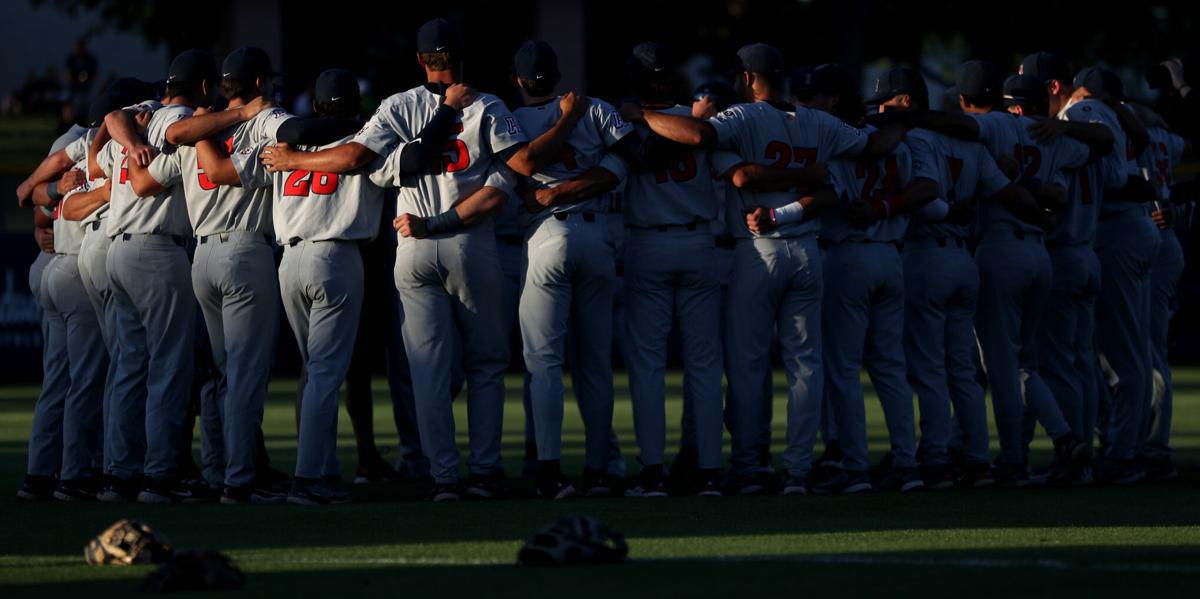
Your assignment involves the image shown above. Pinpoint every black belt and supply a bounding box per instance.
[121,232,187,247]
[497,234,524,246]
[552,212,596,222]
[652,222,700,232]
[88,221,102,231]
[715,235,736,250]
[199,232,270,244]
[819,238,902,251]
[935,236,966,248]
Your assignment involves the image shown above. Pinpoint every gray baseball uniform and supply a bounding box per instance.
[147,106,288,489]
[355,85,527,484]
[623,105,726,471]
[243,128,387,481]
[98,102,195,483]
[513,97,628,471]
[712,102,867,480]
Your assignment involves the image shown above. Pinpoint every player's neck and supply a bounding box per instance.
[961,104,991,115]
[425,70,458,86]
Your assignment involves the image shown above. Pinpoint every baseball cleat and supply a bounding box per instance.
[220,485,286,505]
[138,478,213,504]
[879,467,924,492]
[426,483,461,503]
[811,470,872,495]
[287,479,353,506]
[624,467,669,497]
[255,466,291,493]
[1093,457,1145,486]
[1040,437,1090,485]
[16,474,56,502]
[1140,457,1178,482]
[780,475,808,496]
[353,456,399,485]
[96,475,140,503]
[670,446,700,485]
[696,469,723,497]
[720,471,768,496]
[581,468,613,497]
[463,472,506,500]
[921,465,956,491]
[53,479,99,502]
[536,471,578,500]
[994,463,1032,488]
[958,463,996,489]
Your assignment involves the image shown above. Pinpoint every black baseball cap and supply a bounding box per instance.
[956,60,1002,99]
[1074,66,1125,101]
[865,65,928,107]
[222,46,274,81]
[314,69,359,103]
[734,43,784,75]
[1003,74,1049,108]
[417,18,460,54]
[1020,51,1071,85]
[693,80,736,110]
[87,92,134,128]
[628,42,674,74]
[166,49,218,84]
[514,40,560,81]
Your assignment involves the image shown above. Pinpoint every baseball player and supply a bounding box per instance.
[509,41,629,499]
[624,43,898,496]
[15,117,91,501]
[93,49,216,503]
[799,64,941,493]
[260,18,576,501]
[126,47,286,503]
[1128,103,1189,480]
[1061,66,1159,484]
[867,66,1047,487]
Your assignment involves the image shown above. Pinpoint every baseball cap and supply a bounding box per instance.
[1020,51,1071,85]
[956,60,1002,99]
[865,65,928,106]
[166,49,218,84]
[1073,66,1125,101]
[222,46,274,81]
[417,18,460,54]
[734,43,784,75]
[314,68,360,103]
[513,40,560,81]
[693,80,736,110]
[1002,74,1049,108]
[87,92,134,128]
[628,42,674,74]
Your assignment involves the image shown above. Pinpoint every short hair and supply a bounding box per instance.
[419,52,456,71]
[518,76,558,98]
[165,79,204,100]
[313,98,360,119]
[751,70,785,92]
[960,92,999,109]
[221,77,258,102]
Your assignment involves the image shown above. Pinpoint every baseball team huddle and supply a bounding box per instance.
[14,17,1192,505]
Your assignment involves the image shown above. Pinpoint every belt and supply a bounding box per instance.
[88,221,102,232]
[935,236,965,248]
[120,232,187,247]
[653,222,700,232]
[199,231,270,244]
[552,212,596,222]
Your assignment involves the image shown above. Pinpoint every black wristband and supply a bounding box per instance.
[46,180,65,203]
[425,209,464,234]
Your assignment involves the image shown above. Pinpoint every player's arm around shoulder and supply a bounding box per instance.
[505,91,584,176]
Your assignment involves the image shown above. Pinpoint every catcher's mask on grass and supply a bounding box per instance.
[518,516,629,567]
[84,519,173,566]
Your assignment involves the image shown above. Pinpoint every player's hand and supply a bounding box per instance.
[58,170,86,195]
[239,95,275,120]
[128,142,157,167]
[1152,206,1174,229]
[559,92,589,121]
[443,83,479,111]
[619,102,645,123]
[16,179,33,208]
[34,227,54,253]
[846,200,884,227]
[260,143,297,173]
[745,207,776,235]
[996,155,1021,180]
[193,106,211,117]
[1027,117,1066,144]
[1162,58,1188,92]
[394,213,429,239]
[523,187,557,213]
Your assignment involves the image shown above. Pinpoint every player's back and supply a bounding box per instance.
[103,102,193,238]
[825,129,914,244]
[273,134,385,245]
[1061,99,1139,217]
[906,128,1008,241]
[624,105,722,229]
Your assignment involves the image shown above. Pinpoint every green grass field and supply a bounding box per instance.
[2,370,1199,596]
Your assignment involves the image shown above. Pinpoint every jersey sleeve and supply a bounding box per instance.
[368,141,410,189]
[815,109,868,158]
[905,137,941,183]
[96,141,116,178]
[709,106,748,154]
[1053,136,1092,172]
[146,107,192,150]
[894,144,914,190]
[1167,132,1187,166]
[971,112,1004,147]
[351,101,402,156]
[64,135,89,163]
[147,150,183,188]
[596,151,629,184]
[232,144,272,189]
[254,109,293,145]
[976,146,1011,199]
[707,150,743,179]
[483,99,528,155]
[593,99,633,147]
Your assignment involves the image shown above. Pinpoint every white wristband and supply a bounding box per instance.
[771,202,805,225]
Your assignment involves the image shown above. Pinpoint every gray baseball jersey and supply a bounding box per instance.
[1137,123,1187,200]
[148,108,290,237]
[624,105,733,228]
[98,103,193,237]
[513,97,631,220]
[710,102,868,238]
[905,128,1009,240]
[352,87,528,217]
[825,133,919,243]
[1060,99,1138,217]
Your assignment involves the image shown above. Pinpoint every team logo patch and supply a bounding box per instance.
[505,116,521,135]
